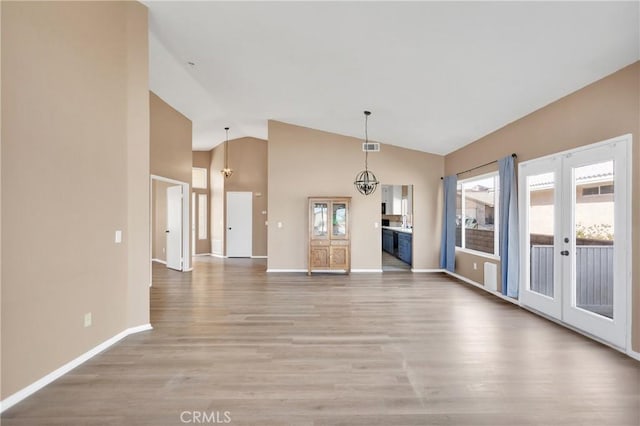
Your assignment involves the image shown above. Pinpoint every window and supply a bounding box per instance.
[582,184,614,196]
[192,167,207,189]
[456,173,500,256]
[198,194,208,240]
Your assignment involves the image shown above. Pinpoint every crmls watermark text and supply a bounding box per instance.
[180,411,232,424]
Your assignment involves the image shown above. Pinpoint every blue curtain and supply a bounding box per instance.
[440,175,457,272]
[498,155,519,298]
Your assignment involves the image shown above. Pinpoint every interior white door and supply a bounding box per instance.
[226,191,252,257]
[519,136,630,349]
[166,185,183,270]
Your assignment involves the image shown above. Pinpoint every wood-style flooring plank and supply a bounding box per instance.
[2,257,638,425]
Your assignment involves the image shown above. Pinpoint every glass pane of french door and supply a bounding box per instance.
[572,160,615,319]
[527,172,555,298]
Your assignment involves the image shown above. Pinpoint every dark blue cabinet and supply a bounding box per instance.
[397,232,412,265]
[382,228,412,265]
[382,229,394,254]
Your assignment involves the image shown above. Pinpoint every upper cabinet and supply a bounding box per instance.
[308,197,351,275]
[381,185,406,215]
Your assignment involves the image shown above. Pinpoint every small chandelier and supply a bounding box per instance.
[354,111,379,195]
[220,127,233,178]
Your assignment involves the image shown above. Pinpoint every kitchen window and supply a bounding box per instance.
[456,172,500,257]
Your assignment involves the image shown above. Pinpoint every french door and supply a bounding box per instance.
[519,136,631,348]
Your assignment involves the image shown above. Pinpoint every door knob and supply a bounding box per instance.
[165,230,170,233]
[228,227,232,230]
[560,250,569,256]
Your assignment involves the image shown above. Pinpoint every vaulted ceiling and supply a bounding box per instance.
[146,1,639,154]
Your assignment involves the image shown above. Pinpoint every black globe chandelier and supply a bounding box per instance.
[354,111,379,195]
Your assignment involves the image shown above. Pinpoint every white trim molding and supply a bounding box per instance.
[0,324,153,413]
[266,269,307,273]
[151,258,166,264]
[444,270,519,306]
[627,348,640,362]
[251,255,268,259]
[351,269,383,273]
[411,268,445,273]
[211,253,227,259]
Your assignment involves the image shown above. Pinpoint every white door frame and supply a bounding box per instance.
[150,175,192,277]
[166,185,183,271]
[518,134,632,350]
[518,155,563,320]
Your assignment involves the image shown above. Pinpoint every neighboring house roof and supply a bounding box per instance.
[464,191,496,207]
[529,161,614,189]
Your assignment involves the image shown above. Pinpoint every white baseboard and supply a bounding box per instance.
[151,258,166,264]
[193,253,211,257]
[444,270,518,306]
[210,253,227,258]
[251,255,268,259]
[266,269,307,273]
[183,268,193,272]
[445,270,639,361]
[351,269,383,273]
[411,268,445,273]
[0,323,153,413]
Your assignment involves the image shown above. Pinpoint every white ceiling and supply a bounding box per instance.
[146,1,639,155]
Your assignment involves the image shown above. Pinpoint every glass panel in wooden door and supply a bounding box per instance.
[572,160,614,319]
[332,202,347,238]
[528,172,555,298]
[519,157,562,320]
[312,202,328,238]
[561,139,629,349]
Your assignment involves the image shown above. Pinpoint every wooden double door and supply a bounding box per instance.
[308,197,351,275]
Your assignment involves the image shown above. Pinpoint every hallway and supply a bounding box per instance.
[3,257,639,425]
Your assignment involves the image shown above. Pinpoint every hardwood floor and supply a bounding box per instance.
[3,257,639,425]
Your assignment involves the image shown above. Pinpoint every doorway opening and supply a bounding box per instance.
[150,175,191,277]
[381,184,413,272]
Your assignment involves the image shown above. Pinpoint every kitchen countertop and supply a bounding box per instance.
[381,226,413,234]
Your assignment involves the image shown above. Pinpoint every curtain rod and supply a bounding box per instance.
[440,153,517,180]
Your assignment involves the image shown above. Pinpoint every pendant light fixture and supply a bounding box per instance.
[220,127,233,178]
[354,111,379,195]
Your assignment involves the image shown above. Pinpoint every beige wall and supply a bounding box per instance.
[1,1,149,399]
[193,151,211,254]
[444,62,640,350]
[210,144,225,256]
[149,91,193,267]
[207,138,268,257]
[150,91,192,185]
[268,121,443,271]
[223,137,268,257]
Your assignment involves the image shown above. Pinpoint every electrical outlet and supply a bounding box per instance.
[84,312,92,328]
[473,262,478,270]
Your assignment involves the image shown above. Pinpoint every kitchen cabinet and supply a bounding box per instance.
[397,232,412,264]
[382,229,394,254]
[308,197,351,275]
[381,227,412,265]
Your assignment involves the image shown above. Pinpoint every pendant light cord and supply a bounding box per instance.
[364,112,369,171]
[224,127,229,169]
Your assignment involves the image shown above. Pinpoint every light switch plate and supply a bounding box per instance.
[115,230,122,244]
[84,312,92,327]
